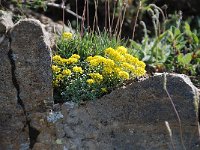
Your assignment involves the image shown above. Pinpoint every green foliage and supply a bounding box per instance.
[129,22,200,75]
[56,31,126,60]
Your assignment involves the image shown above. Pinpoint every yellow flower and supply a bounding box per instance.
[53,79,59,87]
[133,67,146,76]
[121,62,135,72]
[53,55,62,63]
[52,65,61,73]
[101,88,107,93]
[103,59,115,67]
[86,56,94,62]
[103,67,113,74]
[124,54,139,64]
[114,67,121,73]
[65,58,78,64]
[86,79,95,85]
[62,69,71,76]
[116,46,127,54]
[136,61,146,68]
[89,73,103,82]
[62,32,73,40]
[61,58,69,63]
[89,59,100,67]
[56,74,63,81]
[105,47,115,55]
[118,71,129,80]
[71,54,80,59]
[72,66,84,74]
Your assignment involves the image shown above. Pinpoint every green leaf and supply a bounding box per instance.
[177,53,184,63]
[178,53,192,65]
[184,22,191,32]
[192,33,199,44]
[184,22,192,36]
[130,40,141,50]
[174,28,181,37]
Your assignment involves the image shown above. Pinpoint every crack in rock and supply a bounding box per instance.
[7,35,40,149]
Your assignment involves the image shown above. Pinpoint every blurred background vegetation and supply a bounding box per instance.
[0,0,200,40]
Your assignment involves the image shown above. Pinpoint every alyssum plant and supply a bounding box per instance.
[53,32,146,103]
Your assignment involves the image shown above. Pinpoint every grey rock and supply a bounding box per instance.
[58,73,199,150]
[32,142,51,150]
[37,131,55,145]
[0,35,28,149]
[0,17,54,149]
[55,122,65,138]
[10,19,53,112]
[47,111,64,123]
[63,126,75,138]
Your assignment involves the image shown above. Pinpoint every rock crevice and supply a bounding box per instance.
[0,11,53,149]
[7,35,40,149]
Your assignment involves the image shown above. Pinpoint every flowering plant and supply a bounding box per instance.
[53,32,146,103]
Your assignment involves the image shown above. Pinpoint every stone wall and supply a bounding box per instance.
[0,11,53,149]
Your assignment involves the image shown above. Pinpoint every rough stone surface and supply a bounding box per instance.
[10,19,53,112]
[0,16,53,149]
[0,15,29,150]
[55,73,199,150]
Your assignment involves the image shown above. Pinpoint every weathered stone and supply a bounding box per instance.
[29,112,47,132]
[63,126,75,138]
[10,19,53,112]
[32,143,51,150]
[0,17,54,149]
[0,27,28,149]
[55,122,65,138]
[58,73,199,149]
[37,130,55,145]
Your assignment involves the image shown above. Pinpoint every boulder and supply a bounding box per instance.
[0,16,54,149]
[0,13,29,150]
[10,19,53,112]
[56,73,199,150]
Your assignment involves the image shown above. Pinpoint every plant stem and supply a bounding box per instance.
[81,0,87,37]
[62,0,65,32]
[163,73,186,150]
[114,3,123,36]
[86,0,90,29]
[132,1,141,40]
[76,0,78,30]
[105,0,108,29]
[111,0,117,36]
[118,2,127,40]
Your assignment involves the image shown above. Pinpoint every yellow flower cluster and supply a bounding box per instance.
[62,69,71,76]
[53,54,80,65]
[89,73,103,82]
[73,66,84,74]
[52,65,61,73]
[86,72,104,85]
[86,46,146,80]
[52,54,82,86]
[86,79,95,85]
[52,46,146,92]
[62,32,73,40]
